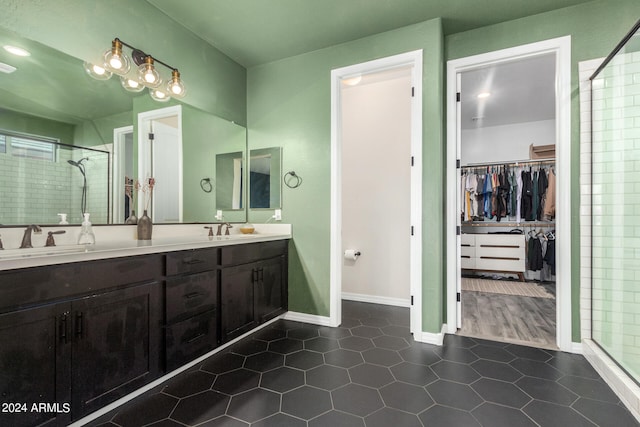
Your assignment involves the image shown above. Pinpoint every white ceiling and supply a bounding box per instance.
[460,53,556,129]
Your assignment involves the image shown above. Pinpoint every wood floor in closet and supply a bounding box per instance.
[458,282,557,349]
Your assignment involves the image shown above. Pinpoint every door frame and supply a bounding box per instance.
[445,36,573,351]
[112,125,133,223]
[330,50,423,336]
[137,105,183,222]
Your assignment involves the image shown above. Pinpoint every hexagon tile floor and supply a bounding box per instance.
[90,301,639,427]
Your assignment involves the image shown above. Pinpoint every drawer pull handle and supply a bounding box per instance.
[186,333,206,344]
[479,244,519,248]
[461,255,471,259]
[479,256,519,261]
[183,292,202,299]
[60,314,68,344]
[75,312,83,338]
[183,259,205,265]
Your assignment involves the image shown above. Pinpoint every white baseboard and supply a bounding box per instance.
[342,292,410,307]
[570,341,584,354]
[414,324,446,346]
[283,311,333,326]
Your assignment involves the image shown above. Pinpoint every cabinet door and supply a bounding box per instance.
[255,256,286,323]
[71,282,161,419]
[0,303,71,427]
[220,264,256,342]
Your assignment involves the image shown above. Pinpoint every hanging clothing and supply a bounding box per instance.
[509,169,517,217]
[532,170,539,221]
[516,169,523,223]
[466,173,478,220]
[544,239,556,275]
[543,168,556,220]
[475,174,485,221]
[537,168,548,221]
[528,236,544,271]
[521,170,534,221]
[484,172,493,218]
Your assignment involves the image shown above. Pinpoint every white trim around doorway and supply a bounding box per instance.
[445,36,574,352]
[330,50,423,337]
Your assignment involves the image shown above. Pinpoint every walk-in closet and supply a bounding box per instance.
[456,52,558,349]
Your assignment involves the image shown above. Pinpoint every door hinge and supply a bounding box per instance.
[411,156,414,166]
[456,92,461,102]
[457,292,461,302]
[411,87,415,97]
[148,132,155,141]
[456,226,461,236]
[411,295,414,306]
[456,159,461,169]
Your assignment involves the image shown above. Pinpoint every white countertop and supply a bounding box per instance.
[0,223,292,271]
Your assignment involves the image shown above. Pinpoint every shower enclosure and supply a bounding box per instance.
[0,136,109,225]
[590,19,640,385]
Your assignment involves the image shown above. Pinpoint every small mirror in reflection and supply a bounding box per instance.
[249,147,282,209]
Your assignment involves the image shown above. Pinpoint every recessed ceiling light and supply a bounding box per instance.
[0,62,16,74]
[477,92,491,99]
[3,45,31,57]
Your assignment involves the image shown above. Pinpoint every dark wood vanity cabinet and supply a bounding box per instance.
[0,255,163,425]
[164,248,220,371]
[220,240,288,342]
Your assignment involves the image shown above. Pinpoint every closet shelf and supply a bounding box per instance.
[461,158,555,168]
[462,221,556,228]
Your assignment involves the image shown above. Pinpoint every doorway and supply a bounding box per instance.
[330,51,423,338]
[446,37,573,352]
[112,125,134,223]
[137,105,183,223]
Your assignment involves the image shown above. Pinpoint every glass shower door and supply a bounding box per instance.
[590,20,640,384]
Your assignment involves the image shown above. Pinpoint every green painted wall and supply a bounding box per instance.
[0,0,247,125]
[247,19,444,331]
[445,0,640,342]
[0,109,75,145]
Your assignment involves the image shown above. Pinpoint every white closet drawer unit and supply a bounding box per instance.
[474,234,525,273]
[461,234,475,246]
[460,234,476,268]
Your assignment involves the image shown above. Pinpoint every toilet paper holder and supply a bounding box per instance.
[344,249,362,260]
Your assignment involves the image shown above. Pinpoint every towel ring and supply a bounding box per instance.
[200,177,213,193]
[283,171,302,189]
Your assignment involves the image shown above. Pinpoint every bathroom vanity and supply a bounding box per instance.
[0,231,289,426]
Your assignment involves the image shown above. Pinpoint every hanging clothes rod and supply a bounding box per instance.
[461,158,555,168]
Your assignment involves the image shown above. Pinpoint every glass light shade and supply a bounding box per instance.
[83,61,112,80]
[103,39,130,75]
[137,56,162,88]
[166,69,186,98]
[149,87,171,102]
[120,76,145,92]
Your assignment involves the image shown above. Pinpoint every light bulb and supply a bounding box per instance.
[137,56,161,88]
[149,87,170,102]
[83,61,112,80]
[103,39,130,75]
[166,69,186,98]
[120,76,145,92]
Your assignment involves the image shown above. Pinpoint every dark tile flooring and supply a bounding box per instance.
[89,301,639,427]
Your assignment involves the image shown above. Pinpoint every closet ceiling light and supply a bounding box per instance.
[0,62,17,74]
[84,37,186,102]
[3,45,30,57]
[477,92,491,99]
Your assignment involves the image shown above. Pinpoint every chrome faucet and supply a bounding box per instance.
[20,225,42,248]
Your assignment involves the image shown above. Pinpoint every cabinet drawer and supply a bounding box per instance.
[475,257,525,272]
[165,310,217,371]
[221,240,288,266]
[166,248,219,276]
[166,271,218,324]
[461,246,475,258]
[461,234,475,246]
[475,234,524,248]
[461,257,476,269]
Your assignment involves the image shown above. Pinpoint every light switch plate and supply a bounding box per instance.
[274,209,282,221]
[215,210,223,221]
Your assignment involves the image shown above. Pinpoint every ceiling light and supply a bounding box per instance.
[120,76,145,92]
[477,92,491,99]
[149,87,171,102]
[0,62,17,74]
[103,38,130,75]
[166,69,186,98]
[84,37,186,102]
[3,45,30,57]
[83,61,112,80]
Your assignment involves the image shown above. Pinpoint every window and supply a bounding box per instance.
[0,131,57,161]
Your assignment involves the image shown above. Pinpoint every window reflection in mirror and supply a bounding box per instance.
[249,147,282,209]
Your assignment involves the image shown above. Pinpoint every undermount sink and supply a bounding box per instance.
[0,245,88,260]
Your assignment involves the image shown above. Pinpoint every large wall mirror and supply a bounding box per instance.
[0,26,246,226]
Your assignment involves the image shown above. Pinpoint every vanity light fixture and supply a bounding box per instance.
[84,37,186,101]
[3,45,31,57]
